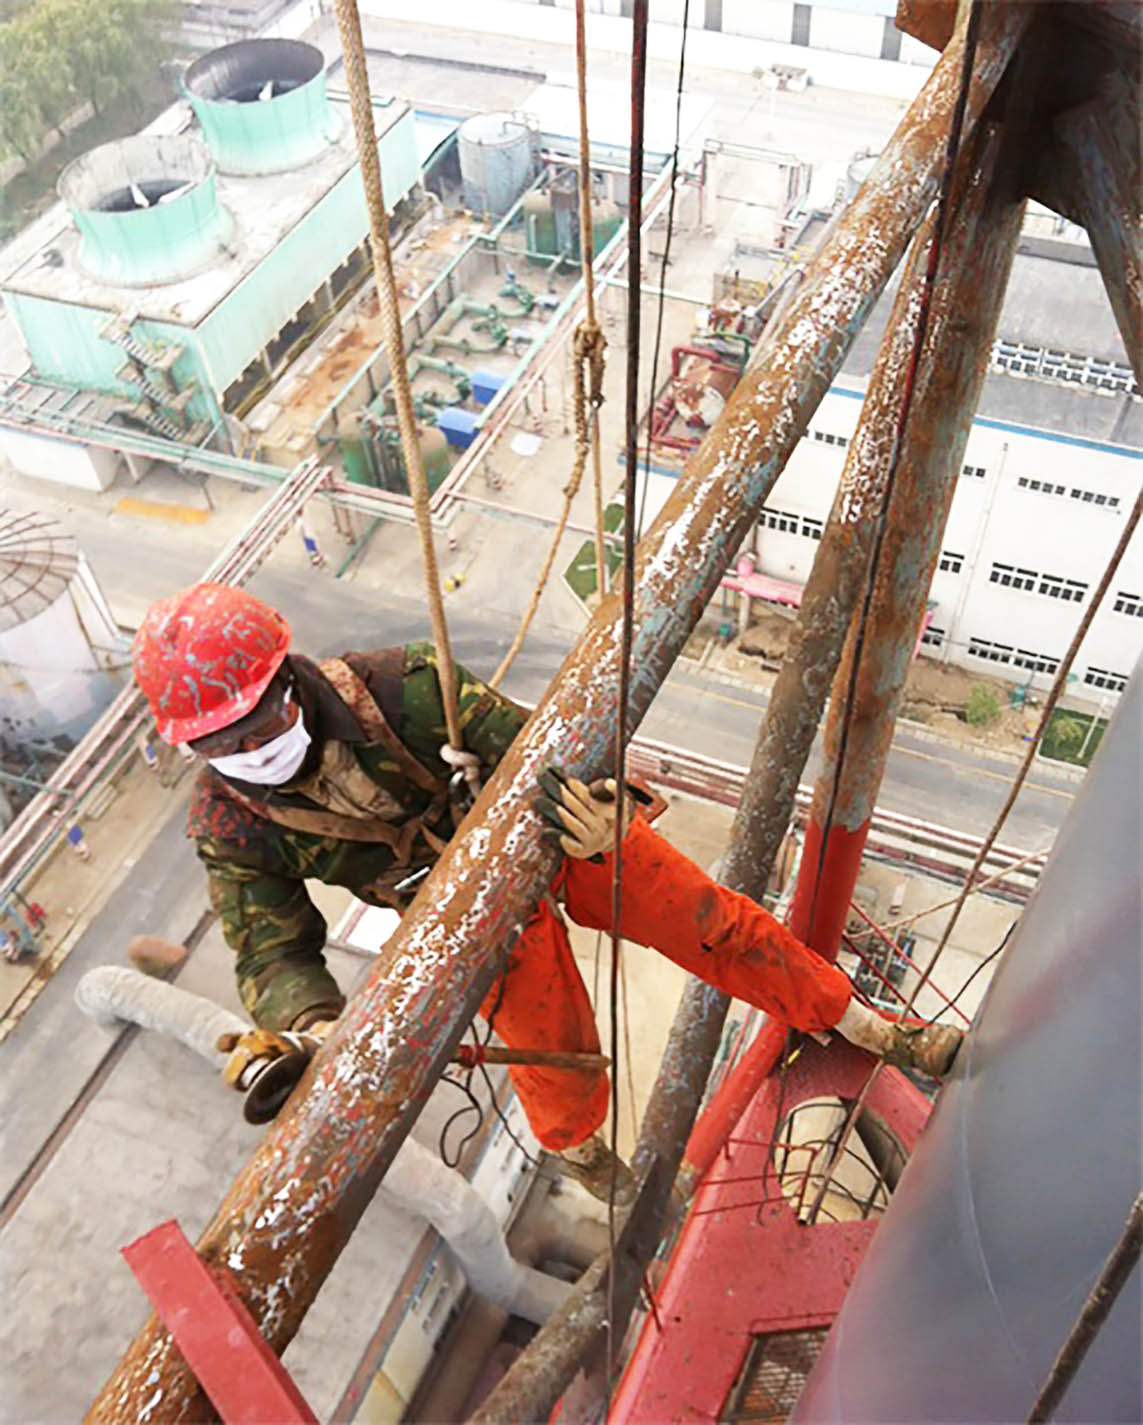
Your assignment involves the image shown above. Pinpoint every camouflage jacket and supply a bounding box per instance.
[190,643,526,1028]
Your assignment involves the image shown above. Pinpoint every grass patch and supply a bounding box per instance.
[563,500,624,602]
[1040,707,1107,766]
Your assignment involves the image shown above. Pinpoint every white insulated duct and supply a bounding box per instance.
[74,965,246,1064]
[74,967,568,1324]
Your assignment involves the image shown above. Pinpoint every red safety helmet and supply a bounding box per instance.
[133,583,291,744]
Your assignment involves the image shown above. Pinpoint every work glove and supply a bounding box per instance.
[217,1019,338,1124]
[536,767,643,861]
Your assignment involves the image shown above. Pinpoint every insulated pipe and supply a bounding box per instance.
[382,1137,568,1326]
[91,9,1027,1416]
[73,968,566,1326]
[74,966,247,1064]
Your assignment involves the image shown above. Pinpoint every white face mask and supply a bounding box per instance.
[208,708,311,786]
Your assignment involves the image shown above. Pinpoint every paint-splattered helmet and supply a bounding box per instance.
[133,583,291,744]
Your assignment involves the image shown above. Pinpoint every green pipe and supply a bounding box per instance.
[337,516,383,577]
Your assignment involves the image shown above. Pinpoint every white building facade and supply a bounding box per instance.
[759,384,1142,704]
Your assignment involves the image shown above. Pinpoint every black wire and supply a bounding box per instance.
[635,0,691,538]
[607,0,649,1400]
[926,921,1014,1025]
[437,1070,485,1169]
[803,0,985,941]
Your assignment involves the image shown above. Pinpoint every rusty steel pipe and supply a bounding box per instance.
[719,207,937,920]
[89,13,1026,1419]
[1052,73,1143,388]
[790,124,1028,959]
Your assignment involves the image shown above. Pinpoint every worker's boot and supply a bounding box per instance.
[557,1133,637,1207]
[834,998,963,1079]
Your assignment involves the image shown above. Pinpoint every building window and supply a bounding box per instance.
[921,624,945,649]
[811,429,848,449]
[1012,649,1060,675]
[1084,666,1128,693]
[991,339,1139,397]
[762,508,800,535]
[962,464,986,479]
[1038,573,1088,603]
[968,637,1013,665]
[939,551,965,574]
[801,516,823,541]
[1113,590,1143,617]
[990,561,1037,591]
[1017,476,1067,497]
[1069,487,1122,509]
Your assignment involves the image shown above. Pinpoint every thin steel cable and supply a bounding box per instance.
[489,0,607,688]
[1027,1193,1143,1422]
[920,488,1142,981]
[576,0,610,602]
[608,0,649,1396]
[879,843,1050,935]
[488,324,603,690]
[331,0,464,758]
[927,922,1014,1025]
[636,0,691,538]
[802,0,984,943]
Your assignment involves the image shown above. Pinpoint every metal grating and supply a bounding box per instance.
[722,1328,830,1422]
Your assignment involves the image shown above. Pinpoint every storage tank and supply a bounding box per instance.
[58,135,232,286]
[458,113,533,217]
[0,512,126,745]
[794,666,1143,1423]
[183,39,339,175]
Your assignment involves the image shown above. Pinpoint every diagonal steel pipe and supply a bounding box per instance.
[89,7,1027,1417]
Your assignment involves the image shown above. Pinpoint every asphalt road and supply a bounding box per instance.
[239,561,1074,853]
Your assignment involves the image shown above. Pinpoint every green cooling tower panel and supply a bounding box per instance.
[5,291,215,420]
[195,105,419,392]
[190,72,334,175]
[5,294,127,389]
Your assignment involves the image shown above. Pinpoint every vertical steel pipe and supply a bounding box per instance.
[789,123,1028,959]
[1052,72,1142,387]
[89,12,1026,1418]
[719,208,936,922]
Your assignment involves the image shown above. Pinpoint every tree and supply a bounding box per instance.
[18,2,79,142]
[48,0,123,118]
[0,25,45,165]
[1048,714,1085,760]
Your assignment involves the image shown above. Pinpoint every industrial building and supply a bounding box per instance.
[0,39,419,480]
[0,0,1140,1422]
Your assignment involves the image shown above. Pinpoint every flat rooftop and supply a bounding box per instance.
[0,96,410,331]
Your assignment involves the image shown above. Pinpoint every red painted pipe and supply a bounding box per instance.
[788,815,869,959]
[676,1017,787,1198]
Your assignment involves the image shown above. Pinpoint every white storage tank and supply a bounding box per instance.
[0,511,126,746]
[458,112,534,217]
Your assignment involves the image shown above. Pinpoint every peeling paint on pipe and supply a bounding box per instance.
[88,9,1027,1418]
[790,119,1028,958]
[1053,72,1143,388]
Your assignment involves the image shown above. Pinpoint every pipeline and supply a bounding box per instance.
[73,966,567,1327]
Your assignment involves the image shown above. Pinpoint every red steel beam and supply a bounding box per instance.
[789,117,1028,960]
[89,11,1026,1418]
[121,1220,317,1425]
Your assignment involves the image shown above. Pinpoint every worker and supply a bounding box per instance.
[132,584,962,1200]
